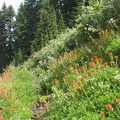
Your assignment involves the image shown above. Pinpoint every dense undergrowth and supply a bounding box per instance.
[40,30,120,120]
[0,1,120,120]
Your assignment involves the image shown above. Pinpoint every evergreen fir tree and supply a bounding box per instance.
[49,0,65,32]
[56,10,65,33]
[60,0,80,28]
[14,0,40,63]
[13,3,27,63]
[31,0,58,52]
[0,3,15,72]
[6,5,15,61]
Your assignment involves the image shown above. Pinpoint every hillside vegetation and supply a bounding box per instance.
[0,0,120,120]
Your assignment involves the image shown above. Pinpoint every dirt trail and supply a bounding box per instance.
[31,100,48,120]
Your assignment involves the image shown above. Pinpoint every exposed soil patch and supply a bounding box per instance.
[31,101,48,120]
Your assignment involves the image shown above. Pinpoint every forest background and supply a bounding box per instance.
[0,0,83,72]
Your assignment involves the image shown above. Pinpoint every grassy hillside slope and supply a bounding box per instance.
[0,1,120,120]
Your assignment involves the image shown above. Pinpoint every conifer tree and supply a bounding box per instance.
[56,10,65,33]
[13,3,27,60]
[31,0,58,52]
[60,0,80,28]
[49,0,65,32]
[0,9,7,72]
[6,5,15,61]
[14,0,40,63]
[0,3,15,72]
[50,0,80,28]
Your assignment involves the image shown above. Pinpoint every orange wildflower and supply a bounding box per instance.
[96,70,100,73]
[67,65,73,72]
[10,88,12,93]
[89,61,96,67]
[50,81,54,84]
[95,57,102,64]
[1,70,10,82]
[4,95,8,100]
[94,56,98,59]
[107,104,113,110]
[102,62,108,68]
[108,52,113,57]
[54,78,59,83]
[62,77,66,81]
[71,81,76,86]
[95,58,99,64]
[88,70,93,75]
[59,55,63,61]
[12,99,16,103]
[76,80,80,84]
[10,88,13,97]
[8,106,11,109]
[67,52,71,58]
[13,108,17,113]
[44,104,48,110]
[73,51,77,57]
[74,63,79,66]
[0,116,2,120]
[0,89,2,95]
[98,58,102,62]
[81,65,86,70]
[84,44,87,47]
[72,80,80,88]
[86,74,89,77]
[1,74,7,82]
[74,69,80,75]
[100,112,105,117]
[98,46,101,50]
[81,77,85,81]
[116,98,120,104]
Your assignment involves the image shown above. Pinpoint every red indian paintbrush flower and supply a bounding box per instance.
[67,52,71,58]
[107,104,113,110]
[59,55,62,61]
[0,116,2,120]
[100,112,105,117]
[89,61,96,67]
[108,52,113,57]
[116,98,120,104]
[44,104,48,110]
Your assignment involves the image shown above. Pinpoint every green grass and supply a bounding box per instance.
[0,68,38,120]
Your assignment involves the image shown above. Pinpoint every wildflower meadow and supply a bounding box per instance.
[0,0,120,119]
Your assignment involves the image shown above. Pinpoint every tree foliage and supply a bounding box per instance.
[13,0,40,65]
[0,3,15,72]
[31,0,58,52]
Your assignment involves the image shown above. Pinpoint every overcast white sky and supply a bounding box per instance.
[0,0,24,12]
